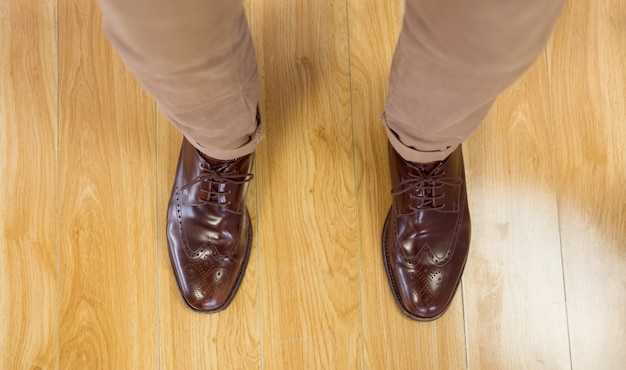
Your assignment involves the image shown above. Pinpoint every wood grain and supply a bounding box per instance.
[58,1,158,368]
[462,57,571,369]
[2,0,625,368]
[252,0,361,368]
[155,2,262,368]
[548,0,626,368]
[0,1,58,368]
[348,1,468,369]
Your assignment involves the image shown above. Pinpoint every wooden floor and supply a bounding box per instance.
[1,0,625,368]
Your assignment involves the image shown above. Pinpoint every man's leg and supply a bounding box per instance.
[382,0,563,320]
[99,0,259,312]
[99,0,261,160]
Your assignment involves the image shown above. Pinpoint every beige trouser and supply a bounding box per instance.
[99,0,563,162]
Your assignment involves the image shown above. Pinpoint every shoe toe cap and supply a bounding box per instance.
[394,268,454,321]
[177,264,236,313]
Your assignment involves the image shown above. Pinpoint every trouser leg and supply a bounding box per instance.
[98,0,261,160]
[385,0,563,162]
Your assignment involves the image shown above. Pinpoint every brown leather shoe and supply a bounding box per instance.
[166,138,254,313]
[382,143,470,321]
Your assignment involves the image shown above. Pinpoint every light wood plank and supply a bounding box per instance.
[156,2,261,368]
[8,0,626,367]
[348,1,467,368]
[58,1,158,368]
[462,57,571,369]
[252,0,361,368]
[548,0,626,368]
[0,1,58,368]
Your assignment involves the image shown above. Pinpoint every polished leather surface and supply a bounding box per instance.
[166,138,254,312]
[383,144,470,321]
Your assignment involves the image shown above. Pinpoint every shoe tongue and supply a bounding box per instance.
[416,160,440,173]
[198,150,234,167]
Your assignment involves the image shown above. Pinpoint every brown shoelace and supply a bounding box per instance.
[391,161,462,214]
[181,160,253,213]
